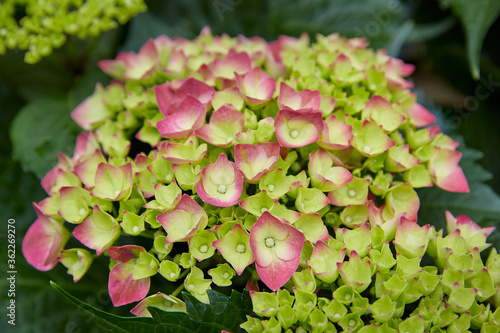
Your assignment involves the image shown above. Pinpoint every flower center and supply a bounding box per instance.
[187,284,195,291]
[345,216,352,223]
[265,237,275,248]
[169,272,177,278]
[349,319,356,327]
[236,243,246,253]
[362,145,371,154]
[348,189,357,198]
[217,184,227,194]
[267,184,275,192]
[199,245,208,253]
[344,294,352,301]
[132,226,139,233]
[222,272,230,279]
[290,129,299,138]
[79,208,86,216]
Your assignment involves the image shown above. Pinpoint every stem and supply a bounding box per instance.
[171,283,185,297]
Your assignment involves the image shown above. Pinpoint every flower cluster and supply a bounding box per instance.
[0,0,146,63]
[22,28,499,332]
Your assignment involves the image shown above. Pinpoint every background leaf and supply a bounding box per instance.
[9,94,81,179]
[150,289,254,333]
[51,282,156,333]
[439,0,500,79]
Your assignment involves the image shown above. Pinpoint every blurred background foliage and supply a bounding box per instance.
[1,0,499,332]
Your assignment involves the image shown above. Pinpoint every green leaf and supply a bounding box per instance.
[50,282,156,333]
[9,94,82,179]
[50,282,254,333]
[149,289,255,332]
[440,0,500,79]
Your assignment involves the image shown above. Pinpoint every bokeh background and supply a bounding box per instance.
[1,0,499,332]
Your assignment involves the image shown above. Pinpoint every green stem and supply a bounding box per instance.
[171,283,185,297]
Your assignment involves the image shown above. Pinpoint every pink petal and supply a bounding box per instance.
[319,114,352,150]
[154,83,174,116]
[212,50,252,79]
[22,203,70,271]
[235,67,276,107]
[256,256,301,291]
[234,142,280,182]
[274,109,323,148]
[72,131,100,163]
[196,154,244,207]
[278,82,321,111]
[109,262,150,307]
[409,103,436,128]
[157,95,206,139]
[195,104,244,146]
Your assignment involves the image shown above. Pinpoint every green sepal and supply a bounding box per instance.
[250,291,278,317]
[120,211,145,235]
[371,292,396,322]
[158,260,181,281]
[133,251,159,280]
[292,267,317,293]
[208,263,235,287]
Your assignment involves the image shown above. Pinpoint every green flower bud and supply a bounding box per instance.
[259,169,291,200]
[293,289,317,322]
[179,252,195,269]
[370,242,397,273]
[277,305,297,330]
[59,248,93,282]
[371,293,396,322]
[262,316,281,333]
[158,260,181,281]
[188,229,216,261]
[295,186,329,215]
[340,205,369,228]
[322,298,347,323]
[250,291,279,317]
[417,268,440,296]
[338,312,363,331]
[432,306,457,328]
[208,263,235,287]
[184,266,212,303]
[398,315,424,333]
[154,235,173,255]
[277,289,295,308]
[351,295,370,315]
[448,284,477,313]
[240,316,264,333]
[470,302,491,329]
[120,211,145,236]
[308,308,328,332]
[333,285,356,304]
[338,251,372,293]
[293,267,317,293]
[382,273,408,301]
[133,251,159,280]
[396,254,423,280]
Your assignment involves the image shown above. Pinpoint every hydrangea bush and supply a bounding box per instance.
[22,28,500,332]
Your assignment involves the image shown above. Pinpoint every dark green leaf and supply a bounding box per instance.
[148,289,254,333]
[440,0,500,79]
[9,94,82,179]
[51,282,156,333]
